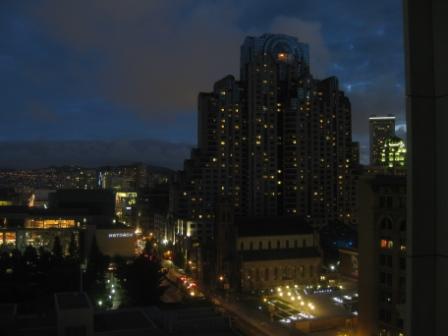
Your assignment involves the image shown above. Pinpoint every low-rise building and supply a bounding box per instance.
[0,206,137,258]
[215,214,322,292]
[93,226,137,257]
[0,206,82,253]
[2,292,237,336]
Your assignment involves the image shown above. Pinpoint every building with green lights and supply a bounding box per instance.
[380,136,406,168]
[369,115,396,166]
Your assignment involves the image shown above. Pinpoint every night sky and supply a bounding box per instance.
[0,0,404,169]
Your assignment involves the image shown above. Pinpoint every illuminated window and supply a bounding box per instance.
[4,232,16,245]
[277,53,287,61]
[380,239,394,249]
[25,219,75,229]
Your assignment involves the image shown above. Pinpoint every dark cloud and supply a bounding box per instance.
[28,0,329,117]
[0,0,404,166]
[349,73,405,145]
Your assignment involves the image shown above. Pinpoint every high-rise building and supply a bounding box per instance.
[358,175,406,336]
[351,142,360,167]
[369,116,396,166]
[171,34,354,230]
[380,136,406,168]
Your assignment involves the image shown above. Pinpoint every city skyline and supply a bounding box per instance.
[0,0,404,168]
[0,1,446,335]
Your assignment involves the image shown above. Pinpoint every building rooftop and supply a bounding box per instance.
[94,309,157,333]
[0,303,17,317]
[369,115,396,120]
[0,205,96,217]
[15,314,57,336]
[240,247,321,261]
[235,216,313,237]
[55,292,91,311]
[144,302,238,335]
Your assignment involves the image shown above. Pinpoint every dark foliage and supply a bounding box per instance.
[52,236,63,262]
[0,244,79,312]
[68,232,78,260]
[116,254,166,306]
[84,237,109,301]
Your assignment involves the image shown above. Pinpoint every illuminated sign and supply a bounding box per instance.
[108,232,134,239]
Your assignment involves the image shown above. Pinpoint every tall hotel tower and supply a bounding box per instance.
[171,34,354,232]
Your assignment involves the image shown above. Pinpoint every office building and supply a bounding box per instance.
[0,206,84,252]
[49,189,116,222]
[369,116,396,166]
[358,175,406,336]
[380,136,406,168]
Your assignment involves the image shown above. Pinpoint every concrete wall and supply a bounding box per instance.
[95,229,136,257]
[240,257,321,290]
[404,1,448,335]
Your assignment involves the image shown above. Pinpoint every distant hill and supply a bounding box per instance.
[0,139,192,170]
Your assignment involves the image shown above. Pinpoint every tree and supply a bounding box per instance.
[173,244,186,269]
[84,237,109,301]
[37,247,52,272]
[118,254,166,306]
[52,236,63,262]
[10,248,23,276]
[143,240,154,256]
[23,245,38,267]
[0,251,7,273]
[68,233,78,260]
